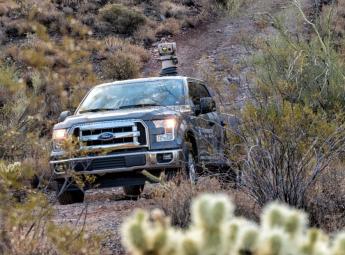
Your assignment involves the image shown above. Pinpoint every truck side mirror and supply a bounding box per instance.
[58,110,72,122]
[200,97,216,114]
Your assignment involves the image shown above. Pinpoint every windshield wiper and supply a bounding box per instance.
[119,103,161,110]
[79,108,116,114]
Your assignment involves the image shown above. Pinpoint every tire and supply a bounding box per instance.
[123,184,144,199]
[183,142,198,184]
[57,189,85,205]
[164,168,181,182]
[30,174,40,189]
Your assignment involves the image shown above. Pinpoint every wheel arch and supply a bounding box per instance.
[185,130,198,157]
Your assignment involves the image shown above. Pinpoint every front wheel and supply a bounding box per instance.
[56,181,85,205]
[123,184,144,199]
[183,142,198,184]
[57,189,85,205]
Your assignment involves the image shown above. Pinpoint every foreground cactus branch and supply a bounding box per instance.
[121,194,345,255]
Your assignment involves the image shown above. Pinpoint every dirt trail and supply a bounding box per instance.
[54,1,291,254]
[144,0,289,107]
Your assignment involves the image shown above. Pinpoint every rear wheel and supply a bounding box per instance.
[123,184,144,199]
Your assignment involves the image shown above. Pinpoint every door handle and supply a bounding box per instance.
[208,121,215,127]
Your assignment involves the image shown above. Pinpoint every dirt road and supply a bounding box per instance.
[54,1,292,254]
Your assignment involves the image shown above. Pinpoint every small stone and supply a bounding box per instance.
[216,29,222,33]
[226,76,241,85]
[62,7,74,15]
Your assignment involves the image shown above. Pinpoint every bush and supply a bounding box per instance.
[153,177,222,228]
[104,36,150,62]
[0,161,102,254]
[155,18,181,37]
[99,4,146,35]
[307,164,345,232]
[228,3,345,210]
[160,1,188,19]
[101,52,140,80]
[320,1,345,52]
[122,193,345,255]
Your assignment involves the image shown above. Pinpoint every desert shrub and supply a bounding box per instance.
[101,52,140,80]
[235,101,344,208]
[0,161,102,254]
[227,2,345,210]
[122,193,345,255]
[104,36,150,62]
[160,1,188,19]
[319,1,345,52]
[153,177,222,227]
[214,0,242,13]
[307,163,345,232]
[99,4,146,35]
[134,25,156,47]
[155,18,181,37]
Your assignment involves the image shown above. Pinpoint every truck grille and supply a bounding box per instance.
[72,154,146,172]
[74,120,148,150]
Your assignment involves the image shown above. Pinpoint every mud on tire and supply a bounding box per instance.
[164,142,198,183]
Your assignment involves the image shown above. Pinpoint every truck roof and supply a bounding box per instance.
[95,76,205,88]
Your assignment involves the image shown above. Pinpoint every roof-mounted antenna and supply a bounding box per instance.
[158,42,178,76]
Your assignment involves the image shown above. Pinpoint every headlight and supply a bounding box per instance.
[153,118,177,142]
[53,129,68,140]
[52,129,68,151]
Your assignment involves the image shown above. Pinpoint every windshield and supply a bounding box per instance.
[77,79,185,113]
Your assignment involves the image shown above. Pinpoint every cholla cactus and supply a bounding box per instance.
[121,194,345,255]
[121,208,180,255]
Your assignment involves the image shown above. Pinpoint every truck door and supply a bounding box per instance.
[200,83,225,160]
[188,81,219,164]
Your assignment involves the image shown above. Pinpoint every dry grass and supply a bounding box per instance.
[160,1,188,19]
[98,3,146,35]
[101,52,140,80]
[320,1,345,53]
[155,18,181,37]
[104,36,150,62]
[307,163,345,232]
[152,177,222,227]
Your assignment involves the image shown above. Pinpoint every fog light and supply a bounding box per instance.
[157,153,173,163]
[163,153,173,161]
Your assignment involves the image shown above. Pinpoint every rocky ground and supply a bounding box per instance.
[53,1,297,254]
[53,186,157,254]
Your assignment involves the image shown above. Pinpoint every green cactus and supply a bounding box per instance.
[121,194,345,255]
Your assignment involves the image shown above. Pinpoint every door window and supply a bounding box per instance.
[188,82,210,106]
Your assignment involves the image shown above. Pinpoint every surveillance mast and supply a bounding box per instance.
[158,42,178,76]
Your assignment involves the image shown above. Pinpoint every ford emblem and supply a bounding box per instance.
[98,132,115,141]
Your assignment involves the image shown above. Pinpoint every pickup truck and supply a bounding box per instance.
[50,76,228,204]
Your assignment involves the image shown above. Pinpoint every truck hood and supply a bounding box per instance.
[54,105,191,130]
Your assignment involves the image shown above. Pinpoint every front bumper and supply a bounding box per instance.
[50,149,183,177]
